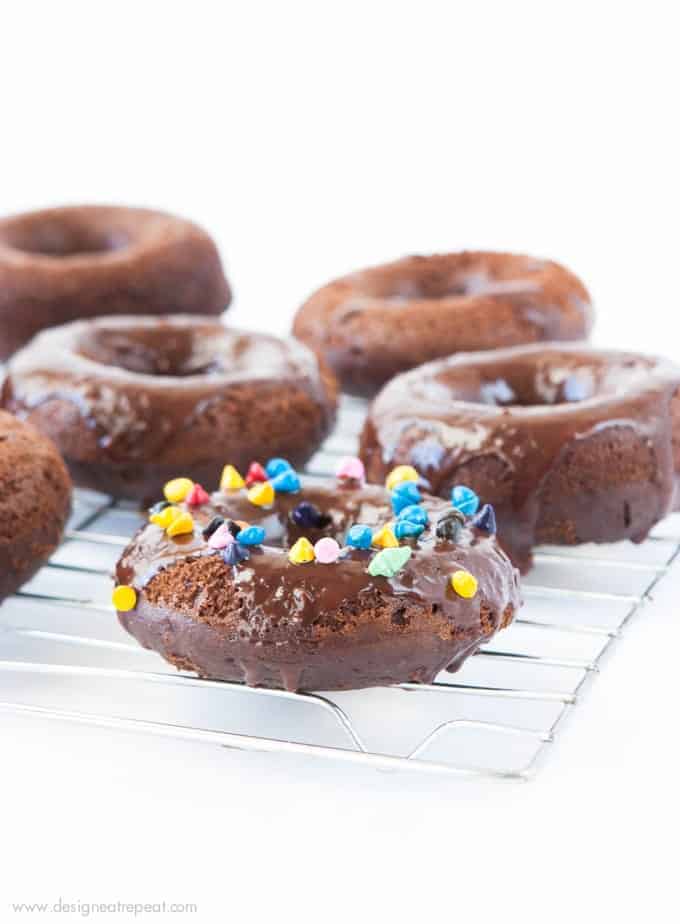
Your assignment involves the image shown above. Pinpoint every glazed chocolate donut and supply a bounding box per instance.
[360,344,680,572]
[114,468,520,692]
[293,251,593,395]
[0,205,231,358]
[1,316,338,502]
[0,411,72,603]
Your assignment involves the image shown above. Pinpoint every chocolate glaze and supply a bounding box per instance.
[1,316,338,502]
[293,252,592,395]
[0,205,231,359]
[115,478,520,692]
[360,344,680,572]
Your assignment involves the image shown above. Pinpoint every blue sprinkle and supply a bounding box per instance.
[237,525,266,546]
[396,504,429,526]
[451,485,479,517]
[270,468,301,493]
[222,542,250,565]
[394,519,425,539]
[391,481,421,514]
[265,458,293,478]
[346,524,373,549]
[472,503,496,535]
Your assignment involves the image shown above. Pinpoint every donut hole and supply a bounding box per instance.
[387,272,542,302]
[438,353,656,408]
[359,255,546,303]
[76,325,222,377]
[2,216,129,257]
[476,371,597,407]
[376,271,484,302]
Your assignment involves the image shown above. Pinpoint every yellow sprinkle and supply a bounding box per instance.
[112,585,137,612]
[149,505,181,528]
[220,464,246,491]
[289,537,316,564]
[372,525,399,549]
[163,477,194,503]
[385,465,419,491]
[166,511,195,537]
[248,480,275,507]
[450,569,478,599]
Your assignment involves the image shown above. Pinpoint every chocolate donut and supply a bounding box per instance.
[293,251,593,395]
[1,316,338,502]
[0,205,231,359]
[0,411,72,604]
[360,344,680,572]
[113,468,520,692]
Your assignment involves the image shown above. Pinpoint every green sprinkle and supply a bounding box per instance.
[367,546,412,578]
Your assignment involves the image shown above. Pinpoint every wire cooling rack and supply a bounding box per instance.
[1,395,679,782]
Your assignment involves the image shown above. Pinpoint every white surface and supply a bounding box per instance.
[2,2,680,921]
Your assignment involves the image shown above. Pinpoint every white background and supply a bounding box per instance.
[2,2,679,922]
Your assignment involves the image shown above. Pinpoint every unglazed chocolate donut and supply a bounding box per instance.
[293,252,593,395]
[0,205,231,358]
[0,411,72,604]
[114,472,520,692]
[1,316,338,502]
[360,344,680,572]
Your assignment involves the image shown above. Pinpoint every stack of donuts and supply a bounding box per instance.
[1,204,678,692]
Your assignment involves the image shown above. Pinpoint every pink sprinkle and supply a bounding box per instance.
[336,456,365,484]
[208,523,234,549]
[314,537,341,564]
[186,483,210,507]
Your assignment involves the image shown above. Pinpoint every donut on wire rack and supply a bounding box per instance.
[1,315,338,502]
[293,251,592,395]
[361,343,680,571]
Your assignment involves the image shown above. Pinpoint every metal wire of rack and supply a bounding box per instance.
[1,395,678,781]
